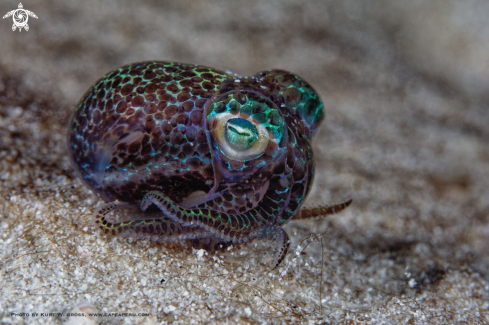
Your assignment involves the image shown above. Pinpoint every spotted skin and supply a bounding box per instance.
[69,61,350,269]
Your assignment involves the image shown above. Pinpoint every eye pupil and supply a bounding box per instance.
[228,125,250,137]
[225,118,258,151]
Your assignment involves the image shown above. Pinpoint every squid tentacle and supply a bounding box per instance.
[140,190,287,244]
[141,191,292,269]
[94,200,212,241]
[257,225,291,270]
[294,199,352,220]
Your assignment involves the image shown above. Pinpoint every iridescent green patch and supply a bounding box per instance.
[207,91,285,143]
[283,84,324,130]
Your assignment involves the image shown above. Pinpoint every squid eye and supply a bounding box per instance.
[213,113,270,161]
[207,90,285,162]
[225,118,258,151]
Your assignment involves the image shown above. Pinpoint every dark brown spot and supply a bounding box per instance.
[170,131,184,145]
[167,84,179,93]
[179,79,194,87]
[198,143,210,155]
[202,81,215,90]
[141,143,152,156]
[202,165,214,178]
[191,88,203,96]
[177,92,190,102]
[96,89,106,100]
[291,183,305,198]
[195,99,207,108]
[160,75,172,82]
[233,92,246,104]
[186,157,201,170]
[128,141,141,154]
[117,142,128,151]
[182,143,194,156]
[157,101,167,111]
[283,87,302,106]
[180,70,196,78]
[132,96,144,107]
[176,114,189,125]
[103,113,118,129]
[142,134,150,145]
[116,102,127,113]
[162,121,172,134]
[235,197,246,206]
[278,74,296,87]
[112,77,122,88]
[92,110,102,124]
[164,105,177,118]
[134,158,145,167]
[129,69,141,76]
[190,111,202,125]
[195,129,207,144]
[145,119,155,133]
[160,93,173,102]
[146,103,157,114]
[144,71,156,80]
[185,126,196,141]
[145,83,157,93]
[182,101,194,112]
[121,84,134,96]
[201,73,214,80]
[178,152,187,160]
[145,94,156,102]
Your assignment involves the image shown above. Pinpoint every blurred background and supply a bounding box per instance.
[1,0,488,324]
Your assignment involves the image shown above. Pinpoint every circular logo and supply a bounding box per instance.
[2,3,38,32]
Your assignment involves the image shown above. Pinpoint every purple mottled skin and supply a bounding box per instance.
[68,61,351,269]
